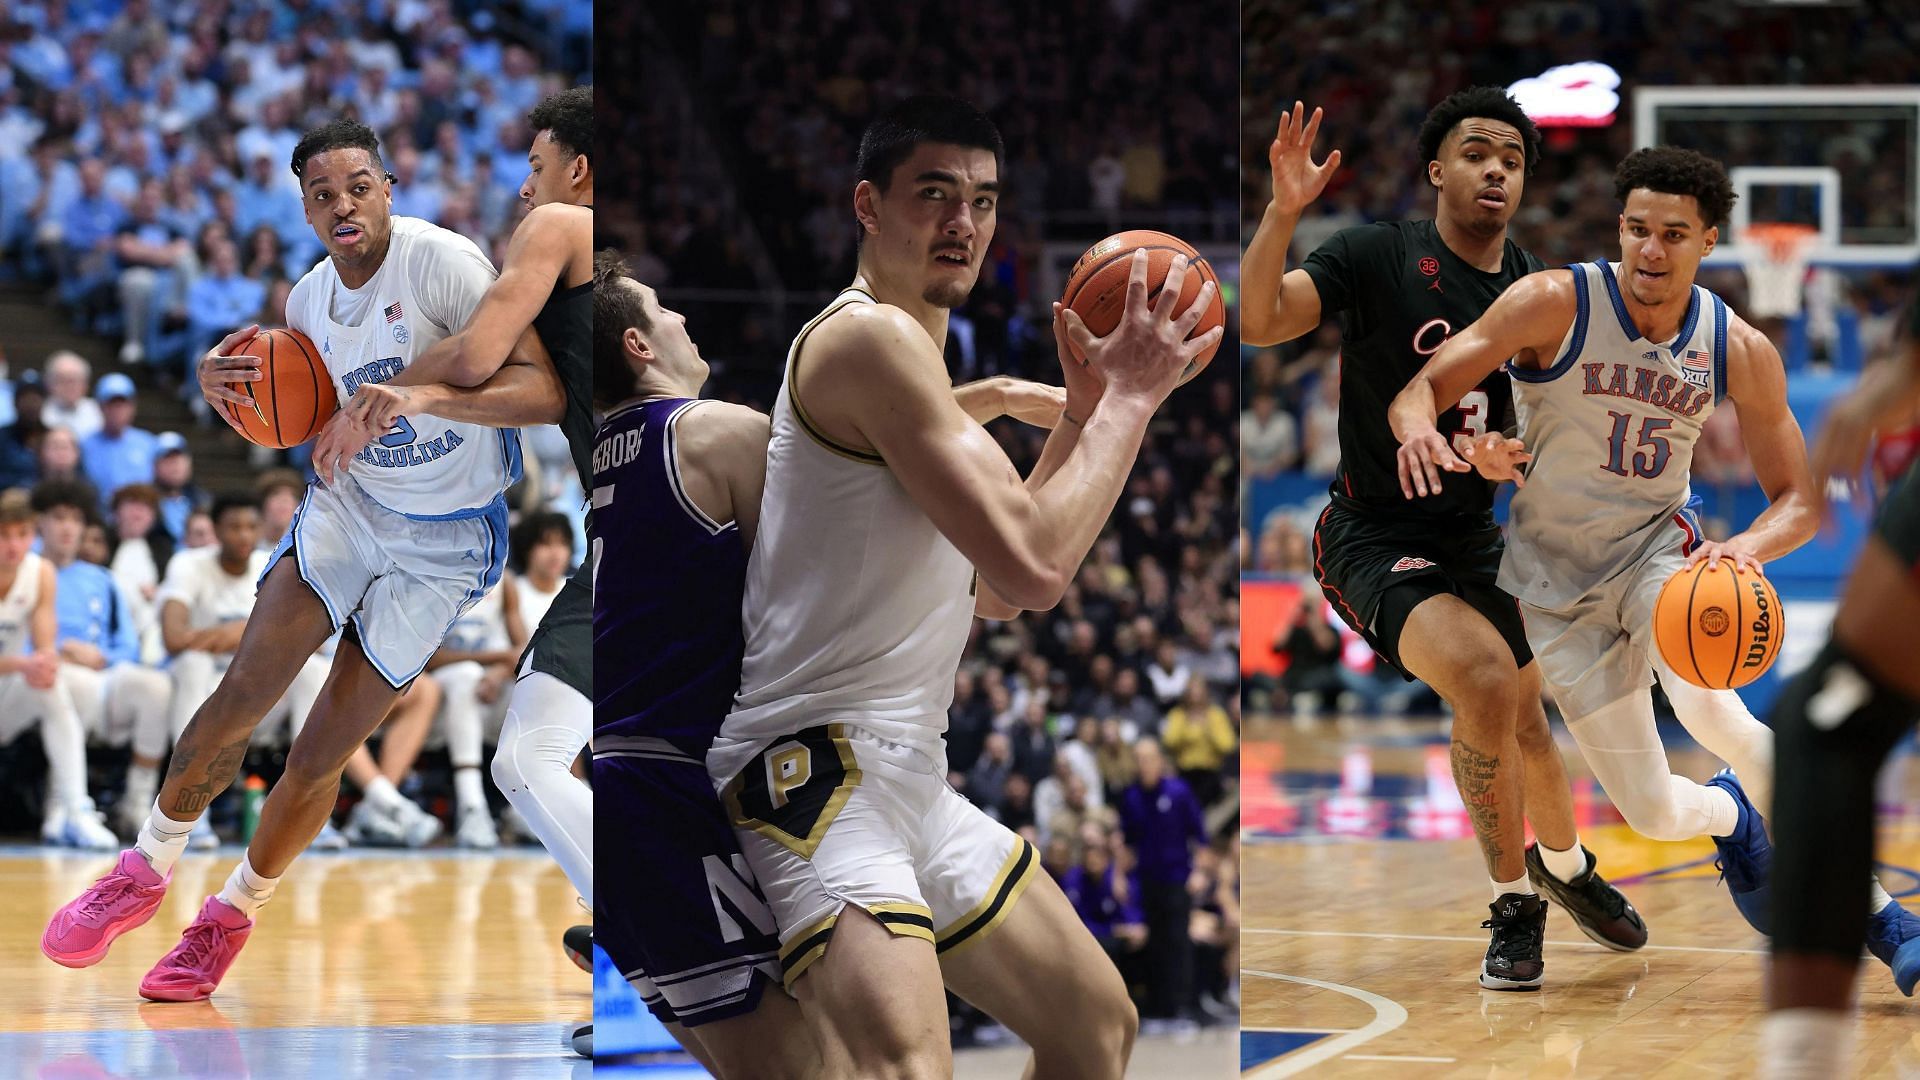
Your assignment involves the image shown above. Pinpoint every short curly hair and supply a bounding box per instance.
[1416,86,1541,177]
[529,86,592,164]
[1613,146,1738,229]
[290,118,384,180]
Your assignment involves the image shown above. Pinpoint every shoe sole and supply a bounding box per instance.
[41,900,164,969]
[139,979,216,1002]
[1479,973,1543,991]
[1562,914,1645,953]
[1893,938,1920,998]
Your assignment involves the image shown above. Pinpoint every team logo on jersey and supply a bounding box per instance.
[724,724,863,860]
[392,323,410,344]
[1418,256,1442,292]
[1389,556,1435,573]
[1680,347,1712,389]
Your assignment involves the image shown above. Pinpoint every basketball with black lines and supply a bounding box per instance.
[1654,561,1785,690]
[1062,229,1225,384]
[226,328,336,449]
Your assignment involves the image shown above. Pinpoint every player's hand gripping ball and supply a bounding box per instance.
[1062,229,1225,385]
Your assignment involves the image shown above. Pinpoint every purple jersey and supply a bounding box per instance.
[591,398,747,758]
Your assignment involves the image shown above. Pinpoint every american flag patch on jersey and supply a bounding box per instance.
[384,301,403,323]
[1682,347,1710,371]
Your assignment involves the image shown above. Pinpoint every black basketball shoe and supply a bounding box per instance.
[1480,892,1547,991]
[563,925,593,973]
[1525,843,1648,952]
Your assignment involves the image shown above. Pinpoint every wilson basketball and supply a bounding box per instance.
[225,328,335,449]
[1654,561,1785,690]
[1062,229,1225,384]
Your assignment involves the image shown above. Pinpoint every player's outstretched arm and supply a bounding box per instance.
[1242,101,1340,347]
[392,204,586,389]
[1389,269,1576,497]
[1808,337,1920,508]
[953,377,1066,429]
[826,250,1217,610]
[1696,319,1820,570]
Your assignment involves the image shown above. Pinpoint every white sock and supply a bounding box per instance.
[216,854,279,918]
[454,767,486,817]
[362,775,408,815]
[1493,874,1535,899]
[135,800,196,876]
[1869,881,1896,915]
[1538,840,1590,883]
[1701,784,1743,839]
[1758,1008,1850,1080]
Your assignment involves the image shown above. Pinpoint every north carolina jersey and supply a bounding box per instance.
[1499,259,1729,610]
[0,552,44,657]
[591,398,747,758]
[708,289,976,786]
[286,215,521,519]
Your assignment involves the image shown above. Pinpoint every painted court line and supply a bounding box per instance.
[1343,1055,1456,1063]
[1242,970,1407,1078]
[1247,926,1766,956]
[1244,1026,1359,1034]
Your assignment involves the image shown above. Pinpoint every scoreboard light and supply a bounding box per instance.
[1508,61,1622,128]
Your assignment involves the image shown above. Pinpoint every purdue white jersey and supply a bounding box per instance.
[1499,260,1728,610]
[0,553,44,658]
[287,215,522,519]
[709,288,977,784]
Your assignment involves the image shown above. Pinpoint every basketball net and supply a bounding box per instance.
[1741,222,1817,319]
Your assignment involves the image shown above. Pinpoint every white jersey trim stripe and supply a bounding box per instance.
[664,400,727,535]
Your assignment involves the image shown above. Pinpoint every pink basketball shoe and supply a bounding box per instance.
[139,896,253,1002]
[42,849,171,968]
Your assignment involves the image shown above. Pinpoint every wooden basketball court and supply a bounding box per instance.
[0,846,587,1078]
[1242,716,1920,1077]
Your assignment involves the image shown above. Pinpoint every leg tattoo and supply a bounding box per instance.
[1454,738,1503,873]
[172,736,250,815]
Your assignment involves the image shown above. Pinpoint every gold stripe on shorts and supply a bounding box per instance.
[777,909,840,990]
[864,901,936,944]
[936,839,1039,956]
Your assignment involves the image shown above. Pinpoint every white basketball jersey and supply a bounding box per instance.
[516,574,561,633]
[1499,260,1728,610]
[445,574,511,653]
[0,553,44,658]
[287,215,522,519]
[710,289,977,783]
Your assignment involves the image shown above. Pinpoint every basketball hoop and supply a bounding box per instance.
[1741,222,1818,319]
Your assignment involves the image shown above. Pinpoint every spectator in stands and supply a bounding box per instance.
[108,482,171,660]
[41,352,102,438]
[0,372,48,491]
[113,178,196,366]
[1187,839,1241,1022]
[966,730,1015,810]
[1275,600,1346,720]
[946,667,994,778]
[1010,697,1059,786]
[1162,680,1237,808]
[152,432,204,541]
[1091,666,1162,734]
[1145,638,1191,709]
[1299,359,1341,477]
[35,427,97,507]
[183,238,266,382]
[1096,717,1141,801]
[182,508,215,549]
[79,372,157,508]
[1120,736,1207,1030]
[253,467,304,550]
[1241,390,1299,479]
[54,158,123,321]
[32,480,173,837]
[1059,828,1149,967]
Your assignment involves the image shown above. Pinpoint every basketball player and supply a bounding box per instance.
[0,489,111,849]
[593,252,1059,1076]
[704,95,1215,1077]
[42,117,561,1000]
[313,85,595,912]
[1761,293,1920,1077]
[1241,90,1646,989]
[1391,146,1920,992]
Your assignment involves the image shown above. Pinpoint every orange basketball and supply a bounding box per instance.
[224,328,335,449]
[1654,561,1785,690]
[1061,229,1224,385]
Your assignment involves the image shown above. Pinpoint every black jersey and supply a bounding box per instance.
[533,277,594,489]
[1302,219,1547,519]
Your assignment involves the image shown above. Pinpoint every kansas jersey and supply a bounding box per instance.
[1303,219,1547,518]
[286,215,521,519]
[0,552,43,657]
[708,288,976,787]
[1499,260,1729,610]
[591,398,747,758]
